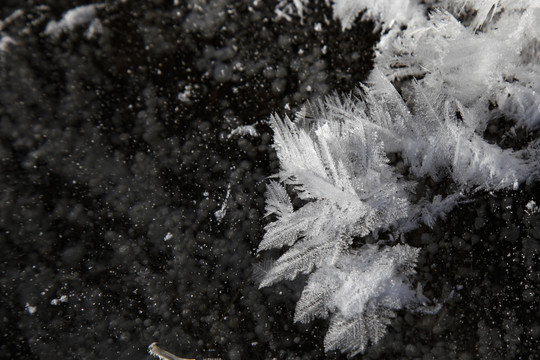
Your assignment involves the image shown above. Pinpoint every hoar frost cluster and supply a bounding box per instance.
[260,0,540,356]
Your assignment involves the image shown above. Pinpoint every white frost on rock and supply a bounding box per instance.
[0,35,16,53]
[275,0,310,22]
[177,84,194,104]
[25,303,37,315]
[50,295,68,305]
[0,9,24,32]
[44,4,105,37]
[526,200,538,215]
[332,0,424,30]
[214,184,231,223]
[84,18,104,39]
[228,125,259,138]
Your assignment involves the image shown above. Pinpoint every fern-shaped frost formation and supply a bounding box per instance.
[376,3,540,132]
[259,68,536,355]
[263,0,540,356]
[258,88,426,354]
[260,105,411,285]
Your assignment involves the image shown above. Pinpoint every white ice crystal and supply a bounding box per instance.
[260,0,540,356]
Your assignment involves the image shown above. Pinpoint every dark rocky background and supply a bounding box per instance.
[1,1,539,359]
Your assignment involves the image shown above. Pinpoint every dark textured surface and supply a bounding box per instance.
[2,1,540,360]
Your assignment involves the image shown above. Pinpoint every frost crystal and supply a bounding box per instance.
[260,0,540,356]
[332,0,424,30]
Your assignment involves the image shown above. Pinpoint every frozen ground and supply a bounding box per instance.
[0,1,539,359]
